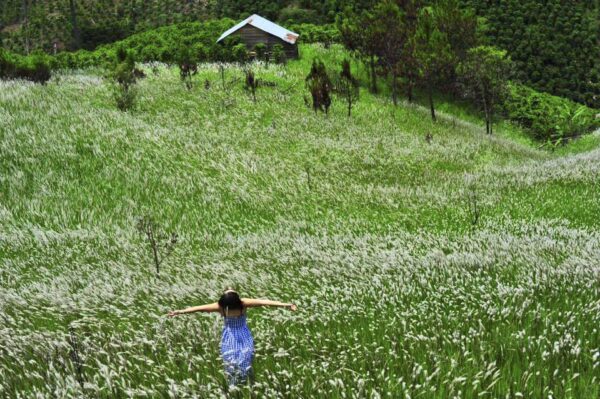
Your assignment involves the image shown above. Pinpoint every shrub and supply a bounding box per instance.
[254,43,268,63]
[0,49,52,84]
[504,83,600,142]
[232,43,249,64]
[111,50,139,111]
[271,44,286,64]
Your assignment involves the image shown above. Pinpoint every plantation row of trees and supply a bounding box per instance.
[461,0,600,108]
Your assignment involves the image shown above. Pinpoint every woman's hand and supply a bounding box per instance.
[289,304,298,311]
[167,310,179,317]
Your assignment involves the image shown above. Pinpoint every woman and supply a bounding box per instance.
[168,288,297,385]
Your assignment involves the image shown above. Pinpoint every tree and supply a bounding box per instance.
[396,0,423,102]
[458,45,512,134]
[112,47,140,111]
[338,8,384,94]
[373,0,406,106]
[177,46,197,90]
[69,0,81,50]
[306,59,332,114]
[335,59,359,116]
[434,0,477,63]
[413,6,454,121]
[433,0,478,91]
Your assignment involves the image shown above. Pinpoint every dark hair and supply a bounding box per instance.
[218,290,243,315]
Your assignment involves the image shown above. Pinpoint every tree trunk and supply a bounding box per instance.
[428,84,436,121]
[482,98,490,134]
[480,87,491,134]
[69,0,81,50]
[347,97,352,117]
[392,72,398,106]
[407,82,413,103]
[369,55,377,94]
[22,0,30,54]
[489,99,494,135]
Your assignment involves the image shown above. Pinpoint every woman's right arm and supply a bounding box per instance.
[168,302,220,317]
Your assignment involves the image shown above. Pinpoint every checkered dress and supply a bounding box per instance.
[221,314,254,385]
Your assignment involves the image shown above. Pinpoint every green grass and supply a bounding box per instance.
[0,44,598,398]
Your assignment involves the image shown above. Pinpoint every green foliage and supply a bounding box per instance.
[338,7,384,93]
[231,43,249,64]
[458,45,512,134]
[373,0,406,106]
[504,83,600,143]
[177,47,198,90]
[271,44,286,64]
[288,23,340,44]
[254,43,268,63]
[462,0,600,108]
[0,0,345,54]
[111,49,139,111]
[46,20,335,71]
[278,6,322,24]
[0,48,52,84]
[413,6,454,121]
[334,58,360,116]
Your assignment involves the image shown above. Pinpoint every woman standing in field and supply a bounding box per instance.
[168,288,297,386]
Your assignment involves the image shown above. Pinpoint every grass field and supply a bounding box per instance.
[1,44,599,398]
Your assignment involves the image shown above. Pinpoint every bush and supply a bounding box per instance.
[271,44,286,64]
[232,43,249,64]
[111,50,139,111]
[0,49,52,84]
[504,83,600,142]
[254,43,268,62]
[278,7,323,25]
[290,23,340,44]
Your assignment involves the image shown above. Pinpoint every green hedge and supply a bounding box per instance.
[0,49,52,83]
[504,83,599,142]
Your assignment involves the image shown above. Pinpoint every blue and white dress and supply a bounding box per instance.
[220,314,255,385]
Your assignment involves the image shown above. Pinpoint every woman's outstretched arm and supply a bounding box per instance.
[167,302,220,317]
[242,298,298,311]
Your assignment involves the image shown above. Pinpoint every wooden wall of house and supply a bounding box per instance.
[236,25,298,59]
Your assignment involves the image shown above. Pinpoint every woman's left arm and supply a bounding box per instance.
[242,298,297,311]
[168,302,220,317]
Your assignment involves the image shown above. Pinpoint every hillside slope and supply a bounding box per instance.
[1,45,599,397]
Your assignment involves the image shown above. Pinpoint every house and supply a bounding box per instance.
[217,14,299,59]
